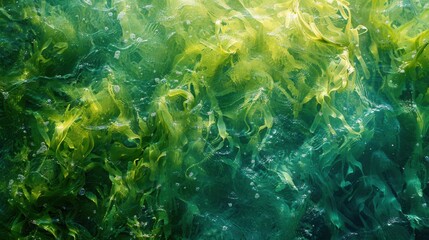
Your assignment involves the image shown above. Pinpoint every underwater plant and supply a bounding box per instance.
[1,0,429,239]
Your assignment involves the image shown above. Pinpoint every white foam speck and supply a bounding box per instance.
[117,11,126,20]
[114,50,121,59]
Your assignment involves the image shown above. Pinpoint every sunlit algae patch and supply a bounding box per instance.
[1,0,429,239]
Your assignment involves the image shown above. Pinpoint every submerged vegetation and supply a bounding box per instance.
[1,0,429,239]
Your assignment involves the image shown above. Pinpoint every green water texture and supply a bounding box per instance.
[2,0,429,239]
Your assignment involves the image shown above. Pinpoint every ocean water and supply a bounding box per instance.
[1,0,429,239]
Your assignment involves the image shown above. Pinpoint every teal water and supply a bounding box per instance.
[1,0,429,239]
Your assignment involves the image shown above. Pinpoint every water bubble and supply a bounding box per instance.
[254,193,260,199]
[114,50,121,59]
[8,179,14,188]
[113,85,120,93]
[36,142,48,154]
[117,11,126,20]
[79,188,85,196]
[222,226,228,231]
[228,203,232,207]
[228,191,238,200]
[17,174,25,182]
[2,91,9,100]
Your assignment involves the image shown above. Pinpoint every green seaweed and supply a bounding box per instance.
[1,0,429,239]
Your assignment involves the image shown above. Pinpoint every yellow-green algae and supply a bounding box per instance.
[1,0,429,239]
